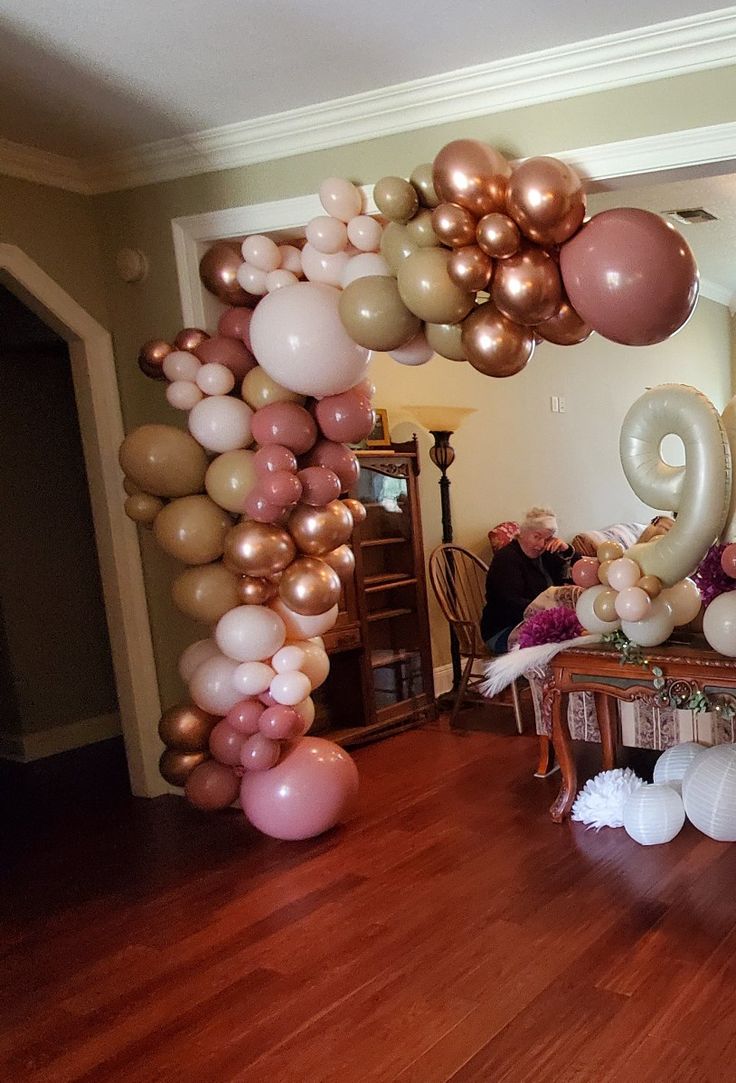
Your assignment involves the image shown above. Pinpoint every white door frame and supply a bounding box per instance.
[0,245,163,796]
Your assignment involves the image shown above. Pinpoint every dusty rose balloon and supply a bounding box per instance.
[199,242,257,307]
[223,520,296,577]
[491,247,562,326]
[314,388,374,444]
[432,139,510,217]
[476,213,520,259]
[208,720,245,766]
[258,705,302,740]
[159,748,208,788]
[158,702,217,753]
[506,157,586,246]
[185,760,240,811]
[560,208,699,346]
[236,575,279,606]
[297,466,342,506]
[254,444,298,476]
[461,302,535,378]
[138,339,171,380]
[572,557,600,588]
[217,306,254,349]
[174,328,210,352]
[722,544,736,578]
[318,177,363,222]
[240,736,359,840]
[279,556,342,616]
[240,732,281,772]
[243,489,288,524]
[301,440,359,492]
[431,202,477,248]
[535,298,593,346]
[261,469,303,507]
[322,544,356,582]
[194,335,257,380]
[614,586,652,622]
[224,698,264,735]
[259,690,278,707]
[251,401,318,455]
[447,246,492,292]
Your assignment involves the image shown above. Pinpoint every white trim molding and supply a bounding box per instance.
[0,245,164,796]
[0,713,122,763]
[3,8,736,194]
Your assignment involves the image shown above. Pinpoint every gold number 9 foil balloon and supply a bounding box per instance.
[620,384,731,585]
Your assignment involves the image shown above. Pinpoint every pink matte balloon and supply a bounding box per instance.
[560,208,699,346]
[301,243,351,287]
[185,760,240,811]
[314,388,374,444]
[240,736,359,839]
[217,307,254,350]
[721,543,736,579]
[224,698,265,735]
[306,215,349,254]
[296,466,342,506]
[614,586,652,622]
[251,402,318,454]
[240,732,281,772]
[261,470,303,506]
[209,720,245,766]
[254,445,298,476]
[194,336,257,379]
[258,705,302,740]
[318,177,363,222]
[572,558,601,588]
[301,440,360,492]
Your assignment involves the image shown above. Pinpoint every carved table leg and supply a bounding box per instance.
[534,736,558,778]
[550,690,577,822]
[595,692,617,771]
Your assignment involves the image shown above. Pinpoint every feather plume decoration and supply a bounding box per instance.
[481,635,603,698]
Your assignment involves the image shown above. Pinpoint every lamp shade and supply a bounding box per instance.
[652,741,705,795]
[404,406,477,433]
[682,744,736,840]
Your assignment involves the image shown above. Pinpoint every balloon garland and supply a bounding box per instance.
[122,139,706,840]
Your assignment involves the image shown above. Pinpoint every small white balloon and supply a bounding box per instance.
[163,350,202,382]
[293,695,316,733]
[232,660,276,696]
[178,637,220,683]
[241,234,281,272]
[278,244,303,275]
[271,645,307,673]
[236,262,268,295]
[305,215,349,254]
[189,654,243,715]
[166,379,203,411]
[265,269,298,292]
[301,243,351,287]
[215,604,286,662]
[607,557,641,592]
[298,640,330,689]
[347,215,383,252]
[188,395,254,453]
[341,252,390,288]
[703,590,736,656]
[270,669,312,706]
[195,362,236,396]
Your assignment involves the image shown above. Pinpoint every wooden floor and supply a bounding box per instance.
[2,708,736,1083]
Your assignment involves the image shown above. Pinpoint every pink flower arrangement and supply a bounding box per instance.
[518,606,583,649]
[692,544,733,607]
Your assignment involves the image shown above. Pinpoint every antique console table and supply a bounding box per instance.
[547,637,736,822]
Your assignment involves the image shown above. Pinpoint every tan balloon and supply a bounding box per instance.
[119,424,208,498]
[153,495,231,565]
[279,556,342,616]
[405,208,439,248]
[338,276,420,352]
[432,139,511,217]
[341,498,367,526]
[174,328,210,352]
[410,162,440,208]
[158,703,217,752]
[159,748,208,788]
[425,321,466,362]
[491,247,562,326]
[597,559,613,585]
[476,213,521,259]
[593,588,619,623]
[535,298,593,346]
[447,246,493,292]
[138,339,171,380]
[125,492,164,525]
[236,575,279,605]
[223,521,296,578]
[205,449,257,514]
[597,541,625,563]
[288,501,354,556]
[638,574,662,599]
[321,544,356,581]
[431,203,478,248]
[199,241,256,306]
[123,476,141,496]
[460,302,535,378]
[506,156,586,246]
[380,222,418,273]
[241,367,305,410]
[397,248,475,325]
[373,176,419,223]
[172,562,242,624]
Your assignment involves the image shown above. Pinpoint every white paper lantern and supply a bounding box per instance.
[623,784,685,845]
[682,744,736,840]
[652,742,706,795]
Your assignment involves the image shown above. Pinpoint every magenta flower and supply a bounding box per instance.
[518,606,583,648]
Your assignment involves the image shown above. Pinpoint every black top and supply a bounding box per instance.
[480,538,577,642]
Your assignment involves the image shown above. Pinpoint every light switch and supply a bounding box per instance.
[559,397,566,413]
[550,395,559,412]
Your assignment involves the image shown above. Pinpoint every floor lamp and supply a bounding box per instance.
[405,406,477,692]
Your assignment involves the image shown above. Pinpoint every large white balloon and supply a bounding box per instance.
[703,590,736,656]
[215,605,286,663]
[188,396,254,453]
[250,283,370,397]
[621,594,675,647]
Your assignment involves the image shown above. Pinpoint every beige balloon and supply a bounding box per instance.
[338,276,420,352]
[405,208,439,248]
[278,556,342,616]
[593,588,619,623]
[425,321,466,362]
[373,176,419,223]
[123,476,141,496]
[223,520,296,578]
[288,501,354,556]
[410,162,440,208]
[125,492,164,525]
[380,222,418,274]
[153,495,231,565]
[241,366,305,410]
[119,424,208,498]
[172,562,242,624]
[205,449,258,514]
[397,248,475,325]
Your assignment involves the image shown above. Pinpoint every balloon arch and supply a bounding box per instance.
[122,138,720,841]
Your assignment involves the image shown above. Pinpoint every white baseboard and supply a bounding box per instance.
[433,663,454,696]
[0,712,122,763]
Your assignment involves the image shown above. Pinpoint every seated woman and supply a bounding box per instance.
[480,506,578,654]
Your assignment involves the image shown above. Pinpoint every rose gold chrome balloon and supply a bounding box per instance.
[432,139,511,217]
[158,703,217,753]
[174,327,210,352]
[506,157,586,246]
[491,247,562,326]
[223,521,296,578]
[447,245,493,292]
[288,501,354,556]
[236,575,279,605]
[431,203,478,248]
[138,339,171,380]
[535,298,592,346]
[461,302,535,378]
[321,544,356,581]
[159,748,208,787]
[341,498,367,526]
[199,242,256,307]
[476,213,521,259]
[278,556,342,616]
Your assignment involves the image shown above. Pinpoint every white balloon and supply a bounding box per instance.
[178,637,220,683]
[389,330,434,367]
[301,243,351,287]
[265,269,298,292]
[232,661,276,696]
[341,252,390,288]
[236,262,267,295]
[215,604,286,662]
[189,653,243,714]
[298,640,330,689]
[621,594,675,647]
[166,380,203,411]
[270,670,312,706]
[606,557,641,592]
[195,362,236,396]
[293,695,316,733]
[188,395,254,453]
[703,590,736,656]
[163,350,201,382]
[241,234,281,272]
[347,215,383,252]
[575,585,621,635]
[270,597,339,639]
[271,645,307,673]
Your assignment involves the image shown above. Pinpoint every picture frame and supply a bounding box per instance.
[365,408,391,448]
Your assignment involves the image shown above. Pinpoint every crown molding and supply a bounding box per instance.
[699,277,734,309]
[3,7,736,195]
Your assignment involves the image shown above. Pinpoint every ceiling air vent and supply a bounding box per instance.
[665,207,718,225]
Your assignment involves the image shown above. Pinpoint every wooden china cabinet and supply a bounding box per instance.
[312,437,436,746]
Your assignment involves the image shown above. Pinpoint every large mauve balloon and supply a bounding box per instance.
[240,736,359,839]
[432,139,511,217]
[560,208,699,346]
[250,282,370,397]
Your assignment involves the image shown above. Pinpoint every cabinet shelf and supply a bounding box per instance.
[366,606,414,622]
[364,575,417,593]
[370,649,421,669]
[360,536,407,547]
